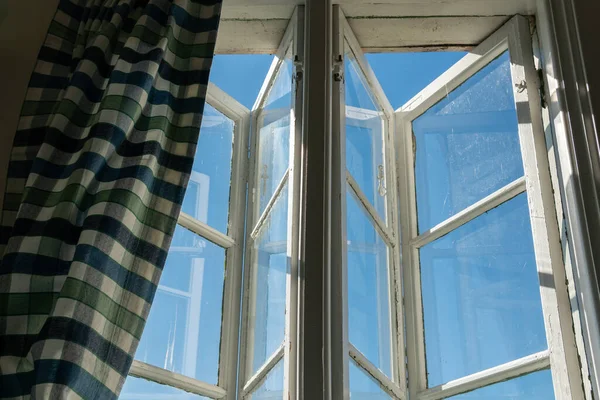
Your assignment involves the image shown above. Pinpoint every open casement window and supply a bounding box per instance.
[395,16,583,400]
[122,82,250,400]
[333,10,406,400]
[239,9,304,400]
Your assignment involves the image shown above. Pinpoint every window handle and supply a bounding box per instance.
[377,165,387,197]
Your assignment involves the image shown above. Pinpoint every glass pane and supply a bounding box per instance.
[345,49,387,223]
[120,376,210,399]
[182,103,235,234]
[420,194,547,387]
[347,189,392,378]
[136,225,225,385]
[256,50,293,214]
[251,187,289,374]
[449,369,555,399]
[413,51,523,233]
[248,360,284,400]
[349,359,393,400]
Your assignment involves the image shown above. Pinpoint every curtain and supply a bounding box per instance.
[0,0,221,398]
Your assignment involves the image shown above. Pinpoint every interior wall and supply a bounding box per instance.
[0,0,58,208]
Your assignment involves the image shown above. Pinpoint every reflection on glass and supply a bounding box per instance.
[182,103,235,234]
[449,369,555,399]
[345,49,387,223]
[251,187,289,373]
[347,189,392,378]
[256,50,293,214]
[349,358,393,400]
[413,51,523,233]
[248,360,284,400]
[120,376,210,399]
[420,194,547,386]
[136,225,225,385]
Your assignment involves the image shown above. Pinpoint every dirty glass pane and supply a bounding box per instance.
[413,51,523,233]
[349,358,393,400]
[345,48,388,224]
[248,360,284,400]
[120,376,210,399]
[256,49,294,215]
[420,194,547,387]
[182,103,235,234]
[448,369,555,399]
[347,189,392,379]
[136,225,225,385]
[250,186,289,374]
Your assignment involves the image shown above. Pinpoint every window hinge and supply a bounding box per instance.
[333,54,344,82]
[537,68,547,109]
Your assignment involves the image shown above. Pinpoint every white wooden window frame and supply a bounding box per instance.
[127,82,251,400]
[395,15,585,400]
[333,8,406,400]
[238,9,304,400]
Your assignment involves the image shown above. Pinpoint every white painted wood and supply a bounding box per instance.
[507,15,585,400]
[331,7,351,399]
[239,16,296,398]
[396,14,587,400]
[221,5,295,20]
[250,169,289,240]
[536,0,596,396]
[349,344,404,400]
[208,85,252,398]
[129,360,227,399]
[242,343,285,397]
[283,8,304,400]
[346,170,395,247]
[342,12,406,395]
[215,19,289,54]
[417,351,551,400]
[340,1,536,17]
[410,177,527,248]
[178,212,235,249]
[398,30,512,118]
[343,18,394,118]
[347,16,508,52]
[395,114,427,400]
[207,82,251,120]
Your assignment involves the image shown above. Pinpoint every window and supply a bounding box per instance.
[121,7,586,400]
[120,83,250,399]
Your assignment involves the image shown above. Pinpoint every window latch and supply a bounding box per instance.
[515,80,527,93]
[377,165,387,197]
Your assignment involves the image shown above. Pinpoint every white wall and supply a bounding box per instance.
[0,0,58,207]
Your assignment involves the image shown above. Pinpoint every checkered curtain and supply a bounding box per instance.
[0,0,221,398]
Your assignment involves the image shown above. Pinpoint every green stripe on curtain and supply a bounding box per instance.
[0,0,222,398]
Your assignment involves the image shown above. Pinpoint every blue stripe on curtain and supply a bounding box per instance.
[0,0,222,398]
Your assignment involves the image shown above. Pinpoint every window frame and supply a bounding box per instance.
[238,9,304,400]
[333,7,406,399]
[394,15,584,400]
[127,82,251,400]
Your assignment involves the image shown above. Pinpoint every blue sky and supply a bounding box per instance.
[121,50,554,399]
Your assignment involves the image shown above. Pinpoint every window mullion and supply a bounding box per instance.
[349,344,404,400]
[178,212,235,249]
[129,360,227,399]
[409,176,527,249]
[417,351,551,400]
[346,170,395,246]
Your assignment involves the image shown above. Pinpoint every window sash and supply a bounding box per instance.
[334,8,406,399]
[127,82,250,399]
[239,9,304,400]
[395,15,584,400]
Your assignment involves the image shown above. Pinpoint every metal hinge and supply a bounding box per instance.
[333,54,344,82]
